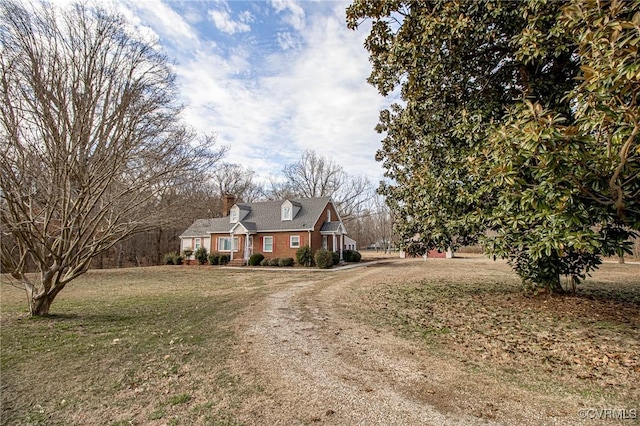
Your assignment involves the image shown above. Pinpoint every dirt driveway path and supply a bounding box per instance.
[234,260,588,425]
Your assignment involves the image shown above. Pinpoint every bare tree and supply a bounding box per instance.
[371,194,396,252]
[348,195,397,251]
[0,1,225,315]
[276,150,374,221]
[211,163,262,203]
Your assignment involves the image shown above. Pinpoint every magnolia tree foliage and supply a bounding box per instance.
[0,1,225,315]
[348,0,639,292]
[483,0,639,290]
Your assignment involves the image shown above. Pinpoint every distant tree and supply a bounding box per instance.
[0,1,225,315]
[274,150,374,221]
[211,163,263,203]
[349,194,397,251]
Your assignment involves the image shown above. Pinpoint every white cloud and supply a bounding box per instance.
[238,10,255,25]
[185,2,389,181]
[253,4,390,180]
[128,0,198,47]
[270,0,306,32]
[276,32,300,51]
[208,9,251,35]
[111,0,394,182]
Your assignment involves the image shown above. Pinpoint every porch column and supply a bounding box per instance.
[229,232,234,261]
[244,232,251,262]
[332,234,336,254]
[340,234,344,261]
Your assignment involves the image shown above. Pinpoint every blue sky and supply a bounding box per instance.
[101,0,398,183]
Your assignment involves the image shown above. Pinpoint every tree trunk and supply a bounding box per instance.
[29,294,53,316]
[156,228,163,265]
[117,243,124,268]
[26,274,70,316]
[548,274,565,294]
[618,255,625,264]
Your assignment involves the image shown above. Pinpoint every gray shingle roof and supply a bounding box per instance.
[179,217,228,237]
[179,196,333,237]
[320,221,342,232]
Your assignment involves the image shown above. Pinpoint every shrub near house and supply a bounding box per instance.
[314,249,334,269]
[249,253,265,266]
[343,250,361,263]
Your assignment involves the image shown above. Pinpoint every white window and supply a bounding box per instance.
[283,206,291,220]
[327,210,331,221]
[263,236,273,252]
[195,238,201,250]
[218,237,238,252]
[290,235,300,248]
[230,209,238,223]
[322,236,328,250]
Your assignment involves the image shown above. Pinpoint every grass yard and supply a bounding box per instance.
[0,267,312,426]
[349,258,640,411]
[1,259,639,425]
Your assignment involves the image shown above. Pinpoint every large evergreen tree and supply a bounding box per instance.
[347,0,639,291]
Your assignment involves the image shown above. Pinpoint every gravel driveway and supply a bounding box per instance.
[232,260,592,425]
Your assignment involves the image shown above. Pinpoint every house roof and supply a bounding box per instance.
[320,221,344,233]
[180,196,336,237]
[179,217,229,238]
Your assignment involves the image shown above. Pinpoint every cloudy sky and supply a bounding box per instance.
[109,0,398,183]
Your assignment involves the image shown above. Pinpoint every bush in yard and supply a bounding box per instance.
[164,252,183,265]
[260,258,270,266]
[279,257,294,267]
[332,251,340,265]
[182,248,193,260]
[314,249,333,269]
[208,253,219,265]
[343,250,362,263]
[217,254,230,265]
[164,252,178,265]
[296,245,313,267]
[269,258,280,267]
[249,253,265,266]
[194,247,208,265]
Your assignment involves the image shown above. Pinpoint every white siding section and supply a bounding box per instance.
[181,238,192,252]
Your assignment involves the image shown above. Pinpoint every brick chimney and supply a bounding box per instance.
[222,193,236,217]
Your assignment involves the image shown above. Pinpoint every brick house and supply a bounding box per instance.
[179,195,348,265]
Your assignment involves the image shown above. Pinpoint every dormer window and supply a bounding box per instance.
[229,204,250,223]
[281,200,294,221]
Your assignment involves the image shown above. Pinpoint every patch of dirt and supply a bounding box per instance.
[229,258,639,425]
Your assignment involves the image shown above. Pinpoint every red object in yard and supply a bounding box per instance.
[428,249,450,258]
